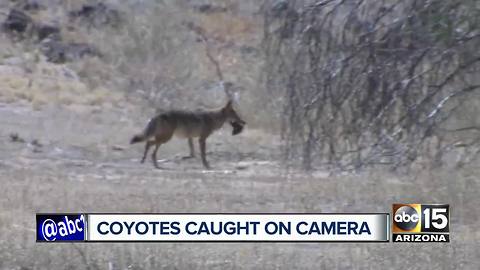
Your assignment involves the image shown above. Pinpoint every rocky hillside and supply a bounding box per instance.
[0,0,268,125]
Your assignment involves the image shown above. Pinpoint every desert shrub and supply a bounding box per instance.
[263,0,480,170]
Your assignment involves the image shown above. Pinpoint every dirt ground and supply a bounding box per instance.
[0,101,479,269]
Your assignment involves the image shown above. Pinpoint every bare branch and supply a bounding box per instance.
[184,21,233,101]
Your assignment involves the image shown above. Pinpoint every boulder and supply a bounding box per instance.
[194,4,228,14]
[69,3,121,27]
[40,39,99,63]
[2,9,33,34]
[2,8,60,41]
[36,23,61,41]
[17,0,46,11]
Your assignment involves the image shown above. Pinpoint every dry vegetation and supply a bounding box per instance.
[0,0,479,269]
[264,0,480,171]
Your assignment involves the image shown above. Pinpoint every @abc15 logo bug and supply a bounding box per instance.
[392,204,449,242]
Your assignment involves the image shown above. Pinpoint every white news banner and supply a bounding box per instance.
[87,214,389,242]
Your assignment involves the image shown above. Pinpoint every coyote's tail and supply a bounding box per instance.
[130,118,156,144]
[130,134,145,144]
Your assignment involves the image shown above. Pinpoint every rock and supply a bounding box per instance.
[112,145,125,151]
[40,39,99,63]
[39,40,66,63]
[66,42,100,59]
[29,139,43,153]
[2,7,60,42]
[9,133,25,143]
[69,3,121,27]
[36,23,61,41]
[31,139,42,147]
[194,4,228,14]
[235,164,248,170]
[2,9,33,34]
[16,0,46,11]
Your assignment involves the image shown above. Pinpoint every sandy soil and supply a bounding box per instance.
[0,101,478,269]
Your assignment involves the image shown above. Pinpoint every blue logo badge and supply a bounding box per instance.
[36,214,86,242]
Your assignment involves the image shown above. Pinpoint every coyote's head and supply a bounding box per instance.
[222,100,246,126]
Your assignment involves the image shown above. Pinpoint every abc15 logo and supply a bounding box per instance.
[392,204,449,233]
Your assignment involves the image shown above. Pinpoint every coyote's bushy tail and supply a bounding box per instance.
[130,118,156,144]
[130,134,145,144]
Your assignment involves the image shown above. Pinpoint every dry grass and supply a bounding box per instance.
[0,156,478,269]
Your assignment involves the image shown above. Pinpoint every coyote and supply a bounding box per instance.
[130,101,245,169]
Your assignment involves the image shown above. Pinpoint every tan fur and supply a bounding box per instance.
[130,101,245,169]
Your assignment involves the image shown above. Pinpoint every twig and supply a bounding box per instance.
[184,22,233,100]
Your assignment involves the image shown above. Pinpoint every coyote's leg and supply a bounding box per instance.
[188,138,196,157]
[151,132,174,169]
[141,141,154,163]
[182,138,196,159]
[151,143,161,169]
[199,136,211,169]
